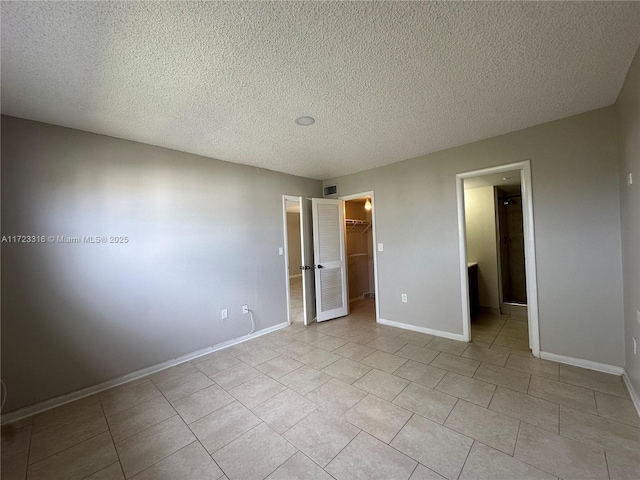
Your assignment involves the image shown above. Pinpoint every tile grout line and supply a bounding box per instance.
[27,423,109,468]
[95,395,126,480]
[486,381,498,407]
[603,450,613,480]
[24,418,34,476]
[431,369,448,391]
[151,369,216,405]
[386,410,415,446]
[113,376,190,451]
[511,420,522,457]
[407,462,419,479]
[273,395,321,437]
[511,421,569,480]
[187,407,260,462]
[317,427,362,474]
[98,378,154,401]
[124,439,203,480]
[101,389,164,420]
[442,398,460,425]
[455,439,476,480]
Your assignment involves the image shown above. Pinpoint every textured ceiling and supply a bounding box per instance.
[2,2,640,180]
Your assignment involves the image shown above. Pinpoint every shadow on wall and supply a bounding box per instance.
[2,180,257,411]
[1,116,322,412]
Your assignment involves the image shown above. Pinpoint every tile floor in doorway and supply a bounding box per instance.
[2,299,639,480]
[288,275,304,324]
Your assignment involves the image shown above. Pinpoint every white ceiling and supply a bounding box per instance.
[2,2,640,180]
[285,200,300,214]
[464,170,521,190]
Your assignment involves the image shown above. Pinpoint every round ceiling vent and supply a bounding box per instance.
[295,116,315,126]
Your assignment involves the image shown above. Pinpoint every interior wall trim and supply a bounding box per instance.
[0,322,289,425]
[539,351,625,375]
[623,370,640,417]
[378,318,466,342]
[456,160,540,355]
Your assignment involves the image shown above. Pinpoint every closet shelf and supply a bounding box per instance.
[345,218,371,235]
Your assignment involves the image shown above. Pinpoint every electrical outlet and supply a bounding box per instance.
[221,309,228,319]
[378,243,384,252]
[242,305,249,314]
[633,337,637,355]
[401,293,408,303]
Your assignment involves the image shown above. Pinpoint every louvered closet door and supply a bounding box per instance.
[312,198,349,322]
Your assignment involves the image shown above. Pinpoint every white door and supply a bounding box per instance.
[300,197,316,325]
[312,198,349,322]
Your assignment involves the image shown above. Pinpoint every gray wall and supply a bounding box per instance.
[616,46,640,394]
[1,116,322,412]
[325,107,625,367]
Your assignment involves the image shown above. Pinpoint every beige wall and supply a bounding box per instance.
[325,107,624,367]
[616,45,640,395]
[286,212,302,276]
[0,116,322,412]
[464,186,500,310]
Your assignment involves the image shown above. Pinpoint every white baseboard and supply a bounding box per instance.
[1,322,289,425]
[288,274,302,279]
[349,295,365,303]
[539,351,625,375]
[523,351,637,415]
[623,371,640,417]
[378,318,466,342]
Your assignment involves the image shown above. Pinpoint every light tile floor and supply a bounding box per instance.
[2,299,639,479]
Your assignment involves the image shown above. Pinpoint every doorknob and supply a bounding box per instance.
[299,265,311,270]
[317,265,324,269]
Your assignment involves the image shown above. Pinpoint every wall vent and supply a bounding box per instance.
[323,184,338,197]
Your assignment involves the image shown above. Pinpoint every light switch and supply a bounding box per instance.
[378,243,384,252]
[628,173,633,185]
[279,247,284,256]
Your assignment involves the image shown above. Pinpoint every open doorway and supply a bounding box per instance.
[340,191,380,323]
[283,192,379,326]
[496,184,528,311]
[456,161,540,356]
[284,198,304,324]
[345,199,374,300]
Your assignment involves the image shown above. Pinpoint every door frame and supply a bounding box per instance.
[282,195,305,325]
[339,191,381,324]
[455,160,541,356]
